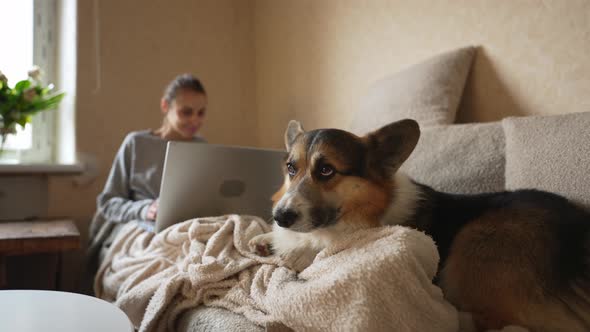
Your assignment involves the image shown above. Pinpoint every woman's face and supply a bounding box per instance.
[162,89,207,139]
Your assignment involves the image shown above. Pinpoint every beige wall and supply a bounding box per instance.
[46,0,590,290]
[254,0,590,148]
[47,0,256,290]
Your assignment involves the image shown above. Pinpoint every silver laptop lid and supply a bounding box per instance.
[155,142,286,232]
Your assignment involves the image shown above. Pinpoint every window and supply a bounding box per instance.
[0,0,34,152]
[0,0,57,163]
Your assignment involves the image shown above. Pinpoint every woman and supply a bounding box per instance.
[88,74,207,261]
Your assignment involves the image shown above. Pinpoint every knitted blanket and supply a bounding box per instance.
[95,215,459,332]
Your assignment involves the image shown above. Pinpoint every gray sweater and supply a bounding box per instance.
[88,130,205,256]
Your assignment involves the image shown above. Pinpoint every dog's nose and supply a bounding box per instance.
[274,209,299,228]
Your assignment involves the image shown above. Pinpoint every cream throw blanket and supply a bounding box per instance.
[95,215,459,332]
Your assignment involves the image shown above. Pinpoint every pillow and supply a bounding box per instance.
[350,46,476,135]
[503,112,590,209]
[400,122,505,194]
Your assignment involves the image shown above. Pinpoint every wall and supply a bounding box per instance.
[254,0,590,148]
[47,0,256,291]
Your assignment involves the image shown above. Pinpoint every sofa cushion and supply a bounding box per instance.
[349,46,476,135]
[177,306,263,332]
[503,112,590,208]
[400,122,505,194]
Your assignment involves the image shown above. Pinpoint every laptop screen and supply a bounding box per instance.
[155,142,285,232]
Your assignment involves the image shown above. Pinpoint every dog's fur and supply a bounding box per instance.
[249,119,590,331]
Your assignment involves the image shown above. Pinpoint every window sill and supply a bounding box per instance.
[0,163,84,175]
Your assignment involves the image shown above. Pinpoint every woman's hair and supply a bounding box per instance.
[163,74,206,104]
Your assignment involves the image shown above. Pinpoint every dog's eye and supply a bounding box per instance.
[286,163,297,177]
[319,165,334,177]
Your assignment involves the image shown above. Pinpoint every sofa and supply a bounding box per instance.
[94,46,590,331]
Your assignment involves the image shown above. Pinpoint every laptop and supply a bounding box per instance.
[154,141,286,232]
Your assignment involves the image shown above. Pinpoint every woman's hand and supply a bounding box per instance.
[146,199,159,221]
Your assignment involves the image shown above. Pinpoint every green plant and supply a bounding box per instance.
[0,66,65,150]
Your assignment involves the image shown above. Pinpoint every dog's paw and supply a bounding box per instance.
[279,247,318,272]
[249,233,273,257]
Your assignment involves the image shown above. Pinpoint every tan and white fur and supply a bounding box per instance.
[249,119,422,271]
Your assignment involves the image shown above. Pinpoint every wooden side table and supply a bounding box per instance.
[0,219,80,289]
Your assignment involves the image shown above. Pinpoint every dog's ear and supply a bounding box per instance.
[364,119,420,177]
[285,120,305,151]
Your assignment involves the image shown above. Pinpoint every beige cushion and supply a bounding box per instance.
[503,112,590,208]
[350,46,476,135]
[401,122,505,194]
[177,306,264,332]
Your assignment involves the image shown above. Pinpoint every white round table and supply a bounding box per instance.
[0,290,134,332]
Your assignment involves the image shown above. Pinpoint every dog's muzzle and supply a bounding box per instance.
[273,208,299,228]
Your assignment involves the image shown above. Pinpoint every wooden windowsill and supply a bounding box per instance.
[0,163,84,175]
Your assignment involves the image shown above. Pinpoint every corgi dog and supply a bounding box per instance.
[249,119,590,332]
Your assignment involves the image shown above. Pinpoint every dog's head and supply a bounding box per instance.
[272,119,420,233]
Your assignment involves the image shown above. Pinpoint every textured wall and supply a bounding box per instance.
[254,0,590,148]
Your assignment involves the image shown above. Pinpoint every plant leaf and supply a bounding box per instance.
[14,79,31,91]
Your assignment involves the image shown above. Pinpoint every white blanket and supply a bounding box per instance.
[95,215,459,332]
